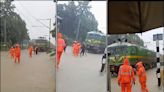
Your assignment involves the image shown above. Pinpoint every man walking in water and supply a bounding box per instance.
[57,32,66,69]
[14,44,21,63]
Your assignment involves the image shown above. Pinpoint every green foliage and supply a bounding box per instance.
[56,1,98,42]
[0,0,29,47]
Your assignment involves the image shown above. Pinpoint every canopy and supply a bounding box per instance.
[108,1,164,34]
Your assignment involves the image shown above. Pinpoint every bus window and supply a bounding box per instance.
[108,46,127,55]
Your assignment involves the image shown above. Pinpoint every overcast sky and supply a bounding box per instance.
[12,1,163,54]
[12,1,56,44]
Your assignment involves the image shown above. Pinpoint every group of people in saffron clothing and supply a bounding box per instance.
[9,44,21,63]
[72,41,81,57]
[9,43,39,63]
[56,32,87,69]
[56,32,149,92]
[72,41,86,57]
[100,54,149,92]
[8,32,154,92]
[118,57,149,92]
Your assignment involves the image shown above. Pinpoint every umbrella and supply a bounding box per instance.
[108,1,164,34]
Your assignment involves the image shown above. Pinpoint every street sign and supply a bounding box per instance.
[153,34,163,41]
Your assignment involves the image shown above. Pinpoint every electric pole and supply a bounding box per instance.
[49,19,51,49]
[76,18,81,41]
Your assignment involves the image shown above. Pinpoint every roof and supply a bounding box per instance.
[107,42,140,48]
[105,42,155,53]
[87,31,105,36]
[108,1,164,34]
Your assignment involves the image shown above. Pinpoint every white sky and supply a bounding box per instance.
[89,1,107,34]
[58,1,107,34]
[137,27,164,54]
[12,1,56,45]
[12,1,163,54]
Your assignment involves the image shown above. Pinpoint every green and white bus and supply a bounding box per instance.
[85,31,106,54]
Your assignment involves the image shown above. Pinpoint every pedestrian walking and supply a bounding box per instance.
[9,46,15,59]
[72,41,76,56]
[80,43,86,56]
[28,45,33,58]
[72,41,79,57]
[136,61,149,92]
[76,42,81,56]
[100,53,106,73]
[57,32,66,69]
[14,44,21,63]
[64,39,67,52]
[118,57,135,92]
[35,46,38,55]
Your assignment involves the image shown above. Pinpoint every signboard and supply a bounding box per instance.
[153,34,163,41]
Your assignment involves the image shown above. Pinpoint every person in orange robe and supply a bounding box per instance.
[136,61,149,92]
[9,46,15,59]
[57,32,66,69]
[118,57,135,92]
[28,45,33,58]
[76,42,81,56]
[72,41,77,56]
[14,44,21,63]
[74,42,79,57]
[72,41,75,56]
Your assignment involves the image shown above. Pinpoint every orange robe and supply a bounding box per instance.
[57,32,66,69]
[14,46,21,63]
[9,47,15,59]
[136,62,149,92]
[28,46,33,58]
[118,58,135,92]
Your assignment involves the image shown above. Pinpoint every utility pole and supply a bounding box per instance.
[2,1,7,47]
[76,18,81,41]
[4,15,6,46]
[49,19,51,49]
[153,33,163,87]
[32,18,51,50]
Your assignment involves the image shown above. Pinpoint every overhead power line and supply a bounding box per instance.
[18,1,49,29]
[15,7,48,34]
[14,7,34,28]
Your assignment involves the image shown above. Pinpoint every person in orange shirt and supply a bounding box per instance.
[72,41,75,56]
[14,44,21,63]
[28,45,33,58]
[9,46,15,59]
[118,57,135,92]
[136,61,149,92]
[76,42,81,56]
[72,41,77,56]
[74,42,80,57]
[57,32,66,69]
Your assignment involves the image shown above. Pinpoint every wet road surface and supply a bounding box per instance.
[1,50,56,92]
[56,46,163,92]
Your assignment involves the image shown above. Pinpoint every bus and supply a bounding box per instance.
[85,31,106,54]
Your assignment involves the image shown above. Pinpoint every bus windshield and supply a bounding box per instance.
[86,34,102,40]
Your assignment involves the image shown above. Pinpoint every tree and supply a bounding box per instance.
[0,0,29,47]
[56,1,98,42]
